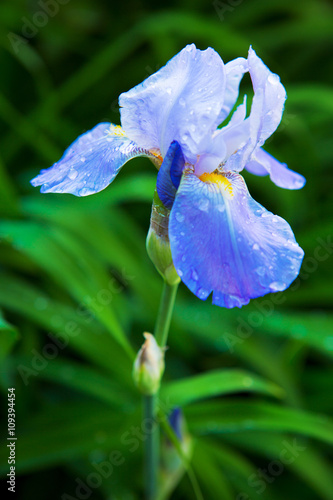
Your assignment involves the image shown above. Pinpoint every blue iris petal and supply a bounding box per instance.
[156,141,185,209]
[31,123,150,197]
[225,47,287,174]
[246,148,306,190]
[169,171,304,308]
[119,44,226,162]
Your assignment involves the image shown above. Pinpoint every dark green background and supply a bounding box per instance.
[0,0,332,499]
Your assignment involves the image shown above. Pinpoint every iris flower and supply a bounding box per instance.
[31,44,305,308]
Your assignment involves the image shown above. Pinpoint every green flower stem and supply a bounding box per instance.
[154,281,179,348]
[144,394,159,500]
[144,280,179,500]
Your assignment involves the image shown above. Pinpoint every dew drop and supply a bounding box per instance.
[80,156,86,162]
[217,204,225,212]
[256,266,266,277]
[198,198,209,212]
[191,269,199,281]
[175,212,185,223]
[197,287,208,299]
[177,268,183,277]
[179,97,186,106]
[166,87,172,95]
[268,74,280,85]
[269,281,286,291]
[68,168,78,180]
[79,187,96,196]
[252,243,260,250]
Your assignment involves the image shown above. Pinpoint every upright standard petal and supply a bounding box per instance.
[217,57,248,125]
[245,148,306,189]
[169,171,304,308]
[119,44,225,162]
[31,123,151,196]
[248,47,286,146]
[225,47,286,173]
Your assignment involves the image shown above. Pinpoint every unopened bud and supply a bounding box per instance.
[146,191,181,286]
[133,333,165,395]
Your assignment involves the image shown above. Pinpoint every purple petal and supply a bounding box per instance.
[225,47,286,173]
[169,171,304,308]
[156,141,185,209]
[217,57,248,125]
[119,44,225,163]
[31,123,150,196]
[246,148,306,189]
[248,47,286,146]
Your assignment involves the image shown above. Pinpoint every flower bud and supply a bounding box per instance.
[133,333,165,395]
[146,191,181,286]
[160,408,193,495]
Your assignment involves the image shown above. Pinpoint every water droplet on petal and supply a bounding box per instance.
[179,97,186,106]
[256,266,266,277]
[252,243,260,250]
[197,287,208,300]
[191,269,199,281]
[217,204,225,212]
[68,168,78,180]
[198,198,209,212]
[80,156,86,162]
[177,268,183,277]
[79,186,96,196]
[269,281,286,291]
[175,212,184,223]
[166,87,172,95]
[268,74,280,85]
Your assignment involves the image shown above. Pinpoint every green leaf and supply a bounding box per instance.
[187,400,333,445]
[161,369,284,407]
[0,220,134,358]
[191,442,235,500]
[9,355,134,408]
[0,402,136,475]
[220,432,333,500]
[0,310,19,361]
[0,273,132,381]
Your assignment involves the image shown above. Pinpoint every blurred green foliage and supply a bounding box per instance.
[0,0,333,498]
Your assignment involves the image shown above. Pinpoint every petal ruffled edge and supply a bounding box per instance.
[225,47,287,173]
[169,170,304,308]
[245,148,306,189]
[31,123,152,196]
[119,44,226,162]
